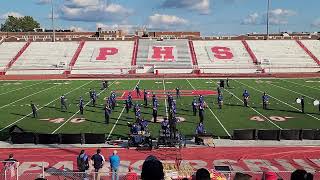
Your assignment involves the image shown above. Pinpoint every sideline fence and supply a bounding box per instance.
[1,161,319,180]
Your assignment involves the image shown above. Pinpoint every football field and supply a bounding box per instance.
[0,78,319,140]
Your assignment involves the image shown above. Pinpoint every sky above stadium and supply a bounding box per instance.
[0,0,319,35]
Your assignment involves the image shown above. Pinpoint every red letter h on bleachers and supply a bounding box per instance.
[151,47,175,62]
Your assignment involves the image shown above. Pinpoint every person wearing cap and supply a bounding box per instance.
[109,150,120,180]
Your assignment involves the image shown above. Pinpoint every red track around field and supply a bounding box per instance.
[116,90,217,100]
[0,147,319,179]
[1,72,320,80]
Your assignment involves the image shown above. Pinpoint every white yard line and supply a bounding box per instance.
[186,79,231,137]
[280,79,319,92]
[0,84,62,110]
[0,81,93,132]
[106,80,141,140]
[268,83,314,100]
[224,88,283,130]
[235,80,320,121]
[51,81,116,134]
[0,81,45,96]
[162,79,169,118]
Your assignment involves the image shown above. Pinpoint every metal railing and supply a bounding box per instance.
[1,161,319,180]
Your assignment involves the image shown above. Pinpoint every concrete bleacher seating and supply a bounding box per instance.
[193,40,258,73]
[71,41,134,74]
[7,42,78,75]
[301,40,320,65]
[247,40,319,73]
[136,39,193,73]
[0,42,25,72]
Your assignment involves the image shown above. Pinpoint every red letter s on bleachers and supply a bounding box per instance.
[211,47,234,60]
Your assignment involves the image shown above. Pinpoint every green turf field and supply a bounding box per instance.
[0,78,319,140]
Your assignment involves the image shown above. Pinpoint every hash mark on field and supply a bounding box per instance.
[235,80,320,121]
[0,81,93,132]
[51,81,116,134]
[186,79,231,137]
[107,80,140,140]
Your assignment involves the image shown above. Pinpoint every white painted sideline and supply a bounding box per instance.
[107,80,141,140]
[0,81,45,96]
[235,80,320,121]
[186,79,231,137]
[0,81,93,132]
[0,83,62,109]
[51,81,116,134]
[223,88,283,130]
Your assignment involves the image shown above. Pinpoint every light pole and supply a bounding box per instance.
[266,0,270,40]
[51,0,55,42]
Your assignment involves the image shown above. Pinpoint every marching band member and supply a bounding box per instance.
[262,92,269,110]
[242,90,250,107]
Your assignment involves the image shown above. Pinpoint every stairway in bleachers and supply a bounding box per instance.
[4,40,31,75]
[65,41,86,74]
[296,40,320,66]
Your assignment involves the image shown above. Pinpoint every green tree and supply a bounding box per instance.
[1,16,40,32]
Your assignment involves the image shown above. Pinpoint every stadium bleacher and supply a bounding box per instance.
[193,40,259,73]
[0,42,26,73]
[0,39,320,75]
[71,41,134,74]
[6,42,78,75]
[247,40,319,73]
[136,39,193,74]
[300,40,320,65]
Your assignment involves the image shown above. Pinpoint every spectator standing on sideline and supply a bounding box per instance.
[77,150,89,172]
[91,149,105,172]
[109,150,120,180]
[77,150,89,180]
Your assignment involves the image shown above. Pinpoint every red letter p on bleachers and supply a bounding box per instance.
[96,48,119,60]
